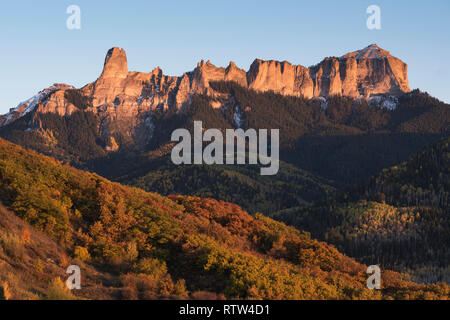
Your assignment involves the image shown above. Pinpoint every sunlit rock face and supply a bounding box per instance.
[309,44,409,98]
[246,44,409,99]
[1,44,410,150]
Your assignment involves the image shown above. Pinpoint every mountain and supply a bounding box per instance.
[0,59,447,209]
[0,45,449,299]
[0,84,75,127]
[206,82,448,185]
[0,137,449,300]
[273,137,450,283]
[0,46,447,217]
[0,44,412,151]
[339,44,410,96]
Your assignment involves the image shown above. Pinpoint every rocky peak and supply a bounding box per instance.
[342,44,391,60]
[197,59,214,69]
[0,83,75,126]
[339,44,410,96]
[100,47,128,79]
[224,61,247,86]
[227,61,237,69]
[151,66,163,76]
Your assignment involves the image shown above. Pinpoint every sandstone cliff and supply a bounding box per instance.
[0,44,411,149]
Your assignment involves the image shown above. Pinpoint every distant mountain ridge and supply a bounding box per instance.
[0,44,410,149]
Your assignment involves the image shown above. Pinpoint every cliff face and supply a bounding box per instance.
[245,44,409,99]
[243,44,409,99]
[247,59,314,98]
[0,44,411,148]
[339,44,410,97]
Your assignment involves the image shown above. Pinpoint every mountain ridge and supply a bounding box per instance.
[0,46,446,190]
[1,44,410,133]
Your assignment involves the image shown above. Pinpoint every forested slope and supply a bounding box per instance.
[0,137,448,299]
[274,137,450,283]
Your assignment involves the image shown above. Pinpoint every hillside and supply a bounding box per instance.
[361,136,449,208]
[0,137,448,299]
[273,137,450,283]
[89,152,335,215]
[0,203,127,300]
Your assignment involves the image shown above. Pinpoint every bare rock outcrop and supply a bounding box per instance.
[247,59,314,98]
[1,44,411,150]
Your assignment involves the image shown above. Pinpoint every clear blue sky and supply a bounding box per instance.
[1,0,449,114]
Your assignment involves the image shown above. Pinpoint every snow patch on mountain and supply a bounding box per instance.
[1,84,74,126]
[311,97,328,110]
[341,44,391,60]
[368,95,399,110]
[233,105,244,128]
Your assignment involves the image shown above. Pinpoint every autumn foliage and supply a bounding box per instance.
[0,138,448,299]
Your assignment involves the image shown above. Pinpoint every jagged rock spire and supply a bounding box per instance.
[101,47,128,79]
